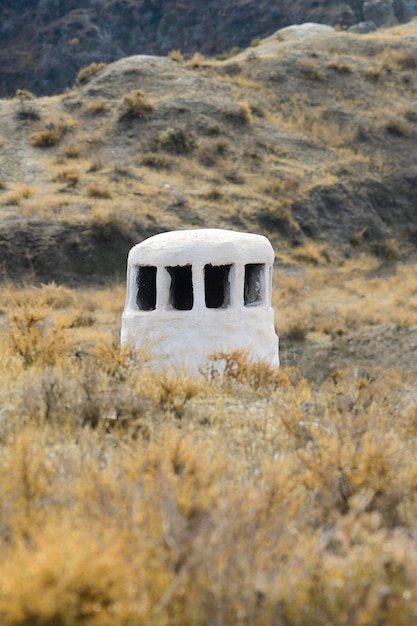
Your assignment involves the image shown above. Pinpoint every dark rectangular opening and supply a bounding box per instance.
[244,263,265,306]
[205,264,232,308]
[167,265,193,310]
[136,265,157,311]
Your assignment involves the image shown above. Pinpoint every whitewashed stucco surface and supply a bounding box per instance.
[121,229,279,373]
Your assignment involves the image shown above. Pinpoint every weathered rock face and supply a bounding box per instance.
[1,0,417,97]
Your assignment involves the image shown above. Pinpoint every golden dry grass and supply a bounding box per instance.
[0,262,414,624]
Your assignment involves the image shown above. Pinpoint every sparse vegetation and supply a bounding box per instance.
[158,127,195,154]
[118,89,153,121]
[77,62,108,84]
[84,97,110,115]
[0,275,415,624]
[141,153,171,168]
[29,124,63,147]
[29,117,76,148]
[299,58,325,80]
[187,52,206,67]
[168,49,184,63]
[86,184,112,199]
[15,89,40,120]
[1,22,417,624]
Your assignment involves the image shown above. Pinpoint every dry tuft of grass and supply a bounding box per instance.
[86,184,112,199]
[168,49,184,63]
[77,62,108,84]
[299,58,325,80]
[186,52,206,67]
[84,97,110,115]
[29,117,77,148]
[118,89,153,121]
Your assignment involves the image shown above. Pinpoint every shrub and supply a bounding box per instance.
[207,349,282,391]
[187,52,206,68]
[197,139,229,166]
[215,47,242,61]
[63,144,81,159]
[365,66,382,81]
[5,306,72,367]
[15,89,40,120]
[29,124,62,147]
[383,114,411,137]
[249,103,266,118]
[203,188,223,201]
[77,62,108,84]
[293,241,324,265]
[2,184,35,206]
[86,185,112,199]
[286,321,309,341]
[158,127,195,154]
[299,58,324,80]
[371,239,401,261]
[84,98,110,115]
[140,153,171,169]
[118,90,153,121]
[168,49,184,62]
[225,102,252,126]
[327,58,355,73]
[56,168,81,187]
[237,101,252,125]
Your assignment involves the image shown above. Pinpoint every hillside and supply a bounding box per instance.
[1,22,417,284]
[2,0,417,96]
[1,21,417,378]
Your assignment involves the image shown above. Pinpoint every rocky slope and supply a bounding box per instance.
[2,0,417,96]
[1,22,417,284]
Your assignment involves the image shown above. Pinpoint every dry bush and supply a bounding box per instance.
[382,114,412,137]
[29,125,63,147]
[299,58,325,80]
[1,184,35,206]
[4,306,73,368]
[15,89,40,120]
[327,57,355,73]
[371,238,401,261]
[77,62,108,84]
[225,101,253,126]
[158,127,195,154]
[86,184,112,199]
[55,167,81,187]
[118,89,153,121]
[0,279,417,625]
[202,187,224,201]
[63,143,82,159]
[84,97,110,115]
[186,52,206,67]
[29,117,76,148]
[168,49,184,62]
[293,241,326,265]
[197,138,229,166]
[206,349,283,392]
[140,152,172,169]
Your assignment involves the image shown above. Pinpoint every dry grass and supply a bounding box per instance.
[0,25,417,623]
[0,274,415,624]
[118,89,153,121]
[77,62,108,84]
[275,256,417,340]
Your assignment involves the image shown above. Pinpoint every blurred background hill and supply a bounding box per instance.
[2,0,417,96]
